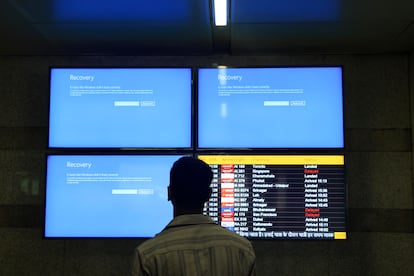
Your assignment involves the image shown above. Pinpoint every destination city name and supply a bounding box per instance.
[253,222,272,227]
[253,212,277,217]
[253,174,275,178]
[252,182,289,188]
[253,207,276,212]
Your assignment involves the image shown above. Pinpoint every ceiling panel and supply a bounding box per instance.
[231,21,412,54]
[231,0,340,22]
[1,0,414,55]
[340,0,414,20]
[3,0,213,55]
[9,0,200,22]
[35,22,213,54]
[231,0,414,22]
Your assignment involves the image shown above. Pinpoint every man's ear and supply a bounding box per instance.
[168,186,171,201]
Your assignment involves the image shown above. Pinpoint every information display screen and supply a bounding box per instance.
[199,155,347,239]
[49,68,192,148]
[45,155,182,238]
[198,67,344,148]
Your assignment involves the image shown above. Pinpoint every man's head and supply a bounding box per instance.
[168,156,213,213]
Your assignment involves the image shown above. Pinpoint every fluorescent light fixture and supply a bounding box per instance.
[214,0,227,26]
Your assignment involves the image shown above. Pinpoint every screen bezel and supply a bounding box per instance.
[196,66,345,151]
[47,67,194,150]
[197,153,348,240]
[44,64,347,240]
[43,152,191,239]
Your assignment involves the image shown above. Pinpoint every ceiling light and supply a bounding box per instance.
[214,0,227,26]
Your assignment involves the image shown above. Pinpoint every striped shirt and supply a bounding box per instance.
[132,214,256,276]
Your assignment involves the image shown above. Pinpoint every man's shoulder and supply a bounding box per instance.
[212,224,251,242]
[135,234,164,253]
[136,222,253,254]
[213,226,255,250]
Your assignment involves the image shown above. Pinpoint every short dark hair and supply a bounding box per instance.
[170,156,213,208]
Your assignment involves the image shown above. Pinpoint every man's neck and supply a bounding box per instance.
[173,207,203,218]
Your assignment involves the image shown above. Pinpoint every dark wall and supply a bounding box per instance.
[0,54,413,276]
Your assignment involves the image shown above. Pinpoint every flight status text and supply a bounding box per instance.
[201,155,347,240]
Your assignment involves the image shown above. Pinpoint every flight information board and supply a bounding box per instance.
[199,155,346,240]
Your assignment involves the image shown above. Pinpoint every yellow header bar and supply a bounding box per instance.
[334,232,347,239]
[198,155,344,165]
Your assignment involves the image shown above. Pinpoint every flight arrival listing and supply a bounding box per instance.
[200,155,347,240]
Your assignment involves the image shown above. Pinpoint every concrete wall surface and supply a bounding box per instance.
[0,54,413,276]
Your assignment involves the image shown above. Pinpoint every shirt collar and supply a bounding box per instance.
[165,214,215,229]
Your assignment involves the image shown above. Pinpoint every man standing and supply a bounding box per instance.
[132,156,256,276]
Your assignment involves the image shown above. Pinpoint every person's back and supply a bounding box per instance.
[132,156,256,276]
[133,214,255,276]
